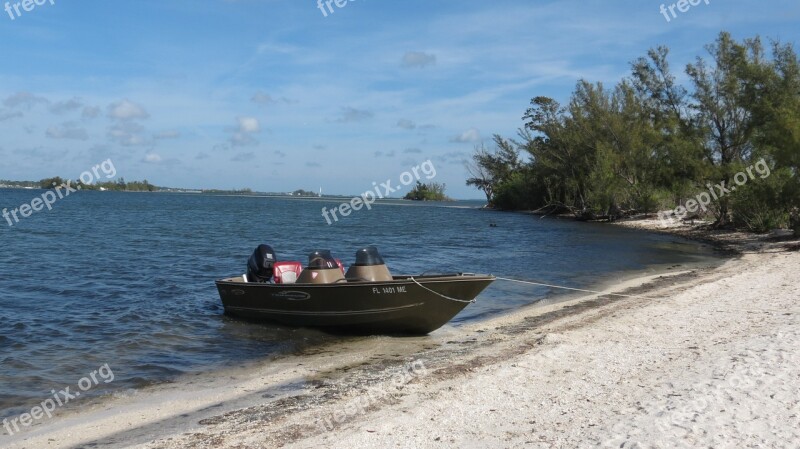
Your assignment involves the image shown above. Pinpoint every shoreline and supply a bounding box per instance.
[2,218,798,448]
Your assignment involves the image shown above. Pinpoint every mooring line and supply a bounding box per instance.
[494,276,666,301]
[410,277,477,303]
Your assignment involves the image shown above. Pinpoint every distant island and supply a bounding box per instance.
[403,181,451,201]
[0,177,253,195]
[0,179,449,200]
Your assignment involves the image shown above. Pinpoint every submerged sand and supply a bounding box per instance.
[2,220,798,448]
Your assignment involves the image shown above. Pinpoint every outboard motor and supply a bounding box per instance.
[296,250,346,284]
[246,244,277,283]
[345,246,392,282]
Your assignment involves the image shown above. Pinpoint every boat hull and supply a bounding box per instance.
[215,274,494,334]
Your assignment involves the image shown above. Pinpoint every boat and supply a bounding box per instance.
[215,246,495,334]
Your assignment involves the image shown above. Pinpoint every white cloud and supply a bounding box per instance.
[227,116,261,147]
[143,153,162,163]
[237,116,260,133]
[450,128,481,143]
[107,100,149,121]
[230,132,257,147]
[108,121,148,146]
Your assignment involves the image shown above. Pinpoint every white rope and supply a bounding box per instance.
[494,276,665,300]
[410,277,477,303]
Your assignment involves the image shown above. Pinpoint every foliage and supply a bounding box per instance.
[465,135,521,205]
[291,189,317,196]
[39,177,65,189]
[404,181,450,201]
[89,178,158,191]
[467,32,800,232]
[32,177,158,191]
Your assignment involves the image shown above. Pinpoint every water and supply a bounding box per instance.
[0,189,722,417]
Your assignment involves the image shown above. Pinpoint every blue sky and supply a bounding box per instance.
[1,0,798,198]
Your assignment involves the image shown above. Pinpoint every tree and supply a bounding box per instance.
[39,177,65,189]
[465,32,798,233]
[404,182,449,201]
[683,33,768,226]
[465,134,521,205]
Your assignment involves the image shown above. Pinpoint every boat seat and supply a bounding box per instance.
[345,246,392,282]
[296,250,345,284]
[274,261,303,284]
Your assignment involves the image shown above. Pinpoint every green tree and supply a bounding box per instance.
[466,134,521,205]
[466,31,798,233]
[684,32,764,225]
[39,177,65,189]
[404,181,449,201]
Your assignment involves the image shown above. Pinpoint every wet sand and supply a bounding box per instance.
[2,219,798,448]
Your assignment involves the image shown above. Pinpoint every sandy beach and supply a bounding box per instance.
[2,219,798,449]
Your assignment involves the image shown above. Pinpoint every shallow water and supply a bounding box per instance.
[0,189,722,417]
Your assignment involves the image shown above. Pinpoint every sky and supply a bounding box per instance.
[1,0,798,199]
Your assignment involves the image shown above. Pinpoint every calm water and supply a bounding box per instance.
[0,189,721,417]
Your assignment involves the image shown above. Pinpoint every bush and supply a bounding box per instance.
[404,181,449,201]
[730,174,790,232]
[492,171,541,210]
[791,207,800,236]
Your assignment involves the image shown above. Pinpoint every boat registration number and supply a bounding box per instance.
[372,286,407,295]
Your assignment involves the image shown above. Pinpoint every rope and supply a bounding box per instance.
[409,277,477,303]
[494,276,665,300]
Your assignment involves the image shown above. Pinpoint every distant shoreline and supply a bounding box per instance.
[0,186,484,203]
[479,204,796,251]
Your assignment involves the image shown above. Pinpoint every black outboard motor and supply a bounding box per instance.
[247,244,277,283]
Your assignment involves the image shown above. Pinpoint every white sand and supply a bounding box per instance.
[284,248,799,449]
[3,222,798,449]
